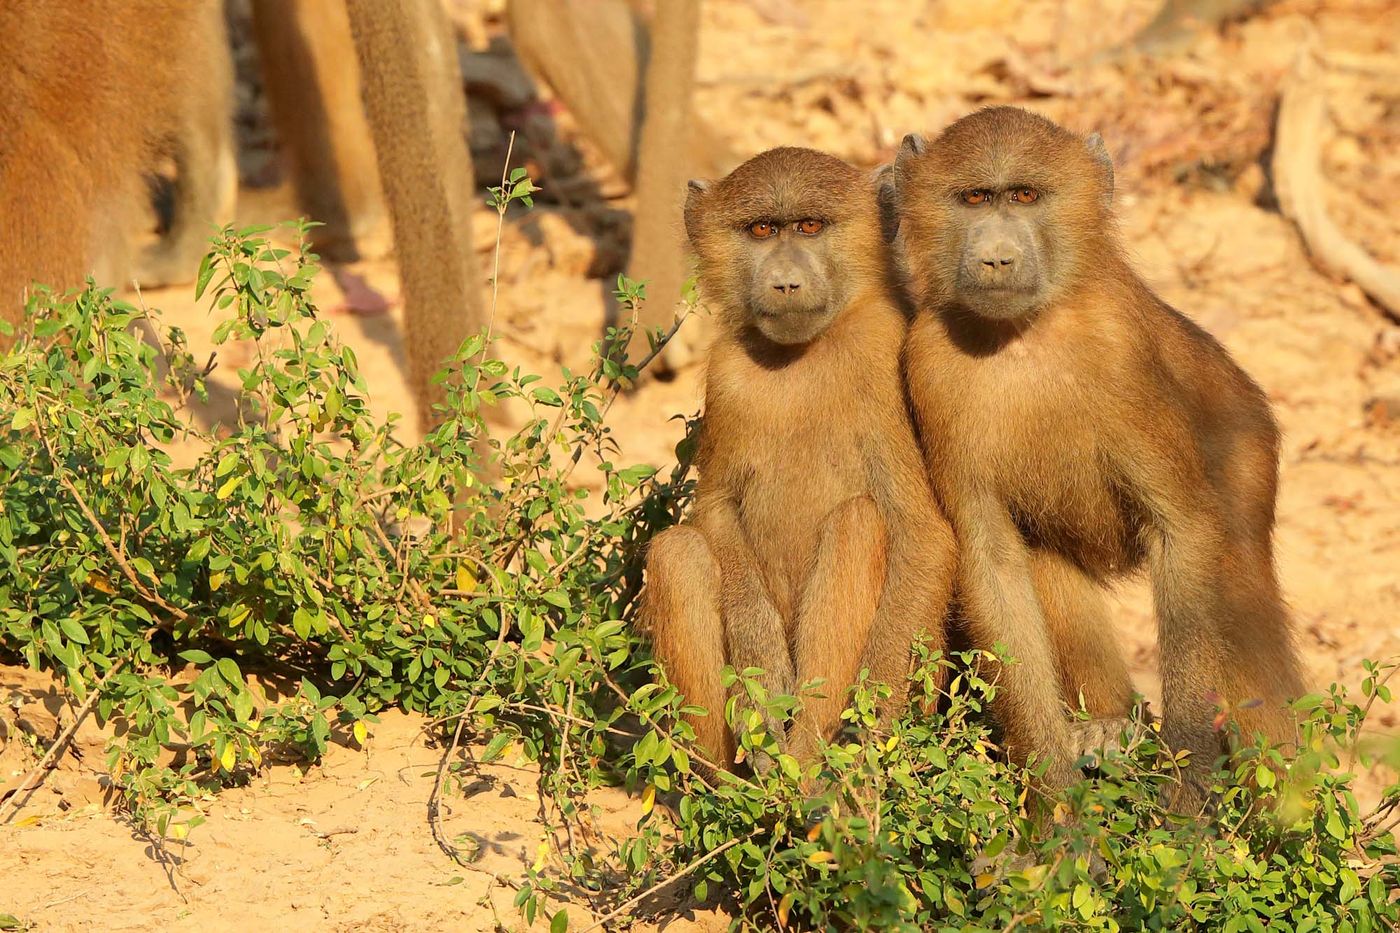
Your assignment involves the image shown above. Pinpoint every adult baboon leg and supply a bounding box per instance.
[1030,548,1134,720]
[505,0,644,180]
[251,0,387,262]
[622,0,700,373]
[344,0,486,435]
[642,526,735,771]
[137,0,237,287]
[787,497,888,763]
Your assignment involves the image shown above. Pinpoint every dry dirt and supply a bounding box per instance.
[3,0,1400,929]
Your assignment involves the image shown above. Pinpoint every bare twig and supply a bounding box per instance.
[0,658,129,823]
[579,832,755,933]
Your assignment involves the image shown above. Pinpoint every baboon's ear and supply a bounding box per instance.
[683,179,712,247]
[900,133,926,157]
[1085,132,1115,208]
[872,164,900,243]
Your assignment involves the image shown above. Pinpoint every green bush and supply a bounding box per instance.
[1,210,1397,931]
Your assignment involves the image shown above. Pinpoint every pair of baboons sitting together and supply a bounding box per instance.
[642,106,1304,814]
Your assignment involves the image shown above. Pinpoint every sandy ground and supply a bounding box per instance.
[3,0,1399,928]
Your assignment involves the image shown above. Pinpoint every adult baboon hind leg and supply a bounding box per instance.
[642,525,736,773]
[344,0,487,435]
[251,0,388,263]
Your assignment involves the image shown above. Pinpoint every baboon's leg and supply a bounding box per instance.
[137,0,237,286]
[251,0,387,262]
[642,526,735,770]
[622,0,700,372]
[1030,548,1134,720]
[787,496,888,762]
[344,0,486,435]
[1217,444,1302,747]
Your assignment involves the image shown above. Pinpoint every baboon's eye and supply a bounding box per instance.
[748,221,777,238]
[1010,187,1040,204]
[961,189,990,205]
[795,219,824,235]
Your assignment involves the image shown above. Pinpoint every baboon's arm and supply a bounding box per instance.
[950,490,1079,792]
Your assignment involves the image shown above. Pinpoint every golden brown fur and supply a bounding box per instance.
[0,0,220,329]
[643,148,957,770]
[891,107,1302,807]
[344,0,487,434]
[251,0,387,263]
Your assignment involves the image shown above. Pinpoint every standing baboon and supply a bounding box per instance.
[250,0,387,263]
[643,148,957,770]
[889,107,1302,809]
[344,0,487,434]
[0,0,227,332]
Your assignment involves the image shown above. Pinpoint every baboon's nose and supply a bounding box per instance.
[773,282,801,294]
[980,254,1015,269]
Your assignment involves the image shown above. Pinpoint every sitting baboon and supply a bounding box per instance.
[642,148,957,771]
[888,107,1302,809]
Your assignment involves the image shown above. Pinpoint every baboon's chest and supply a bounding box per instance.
[729,397,872,615]
[947,359,1139,573]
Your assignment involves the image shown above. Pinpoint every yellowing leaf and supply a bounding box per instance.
[884,735,899,753]
[777,892,795,928]
[220,742,236,772]
[249,745,263,768]
[640,784,656,816]
[353,721,368,745]
[422,613,437,629]
[532,840,551,872]
[455,563,477,592]
[208,571,226,592]
[86,572,116,595]
[169,822,189,841]
[807,850,833,865]
[976,872,997,889]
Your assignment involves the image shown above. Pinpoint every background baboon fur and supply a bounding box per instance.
[344,0,487,435]
[0,0,227,332]
[891,107,1303,807]
[507,0,735,372]
[250,0,387,263]
[622,0,706,371]
[643,148,957,770]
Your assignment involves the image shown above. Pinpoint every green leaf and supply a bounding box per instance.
[549,910,569,933]
[59,617,90,645]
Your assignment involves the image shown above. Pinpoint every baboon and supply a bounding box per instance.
[0,0,229,333]
[888,107,1303,809]
[642,148,957,771]
[344,0,487,434]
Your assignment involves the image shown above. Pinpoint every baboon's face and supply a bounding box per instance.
[892,107,1114,321]
[686,147,880,346]
[943,184,1049,319]
[731,215,840,344]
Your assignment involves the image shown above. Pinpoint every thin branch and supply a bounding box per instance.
[579,832,755,933]
[0,658,129,823]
